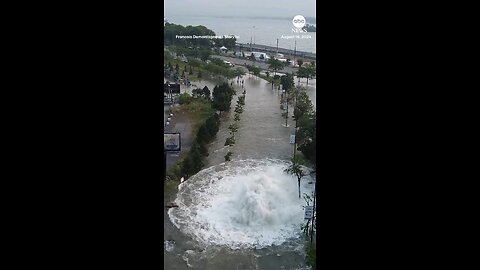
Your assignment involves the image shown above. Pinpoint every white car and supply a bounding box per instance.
[223,61,234,67]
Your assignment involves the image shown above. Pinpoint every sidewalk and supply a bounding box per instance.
[164,111,193,171]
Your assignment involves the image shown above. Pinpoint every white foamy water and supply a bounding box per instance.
[168,159,314,250]
[164,240,175,252]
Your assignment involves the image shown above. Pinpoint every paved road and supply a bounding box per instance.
[164,110,193,177]
[211,55,299,75]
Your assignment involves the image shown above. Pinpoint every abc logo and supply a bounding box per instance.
[292,15,306,28]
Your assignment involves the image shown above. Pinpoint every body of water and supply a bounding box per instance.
[165,15,316,54]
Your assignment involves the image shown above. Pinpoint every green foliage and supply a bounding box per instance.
[196,124,211,144]
[178,92,193,105]
[205,113,220,135]
[199,49,211,61]
[228,123,239,137]
[224,151,232,161]
[305,243,316,269]
[215,35,237,50]
[224,136,235,146]
[191,86,211,100]
[237,95,245,106]
[293,91,314,122]
[234,104,243,114]
[284,155,306,198]
[281,74,295,92]
[297,112,316,164]
[234,113,240,122]
[232,67,246,78]
[297,59,304,67]
[212,83,235,112]
[252,67,260,76]
[188,58,202,67]
[267,58,284,76]
[189,66,193,75]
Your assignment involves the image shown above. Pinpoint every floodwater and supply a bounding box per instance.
[164,74,316,270]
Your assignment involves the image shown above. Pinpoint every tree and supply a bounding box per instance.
[175,63,179,74]
[228,123,239,138]
[234,104,243,114]
[199,49,211,61]
[178,92,192,104]
[224,136,235,146]
[297,66,309,84]
[224,151,232,161]
[234,113,240,122]
[284,155,307,198]
[189,66,193,75]
[252,66,261,77]
[293,91,314,122]
[233,67,246,79]
[237,95,245,106]
[281,74,295,92]
[202,86,210,100]
[196,124,211,144]
[305,62,316,87]
[212,83,235,112]
[189,142,204,172]
[297,59,304,68]
[297,112,316,164]
[267,58,284,76]
[205,113,220,136]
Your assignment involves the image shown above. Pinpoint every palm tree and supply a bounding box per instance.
[284,155,306,198]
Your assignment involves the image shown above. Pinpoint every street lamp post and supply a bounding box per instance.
[285,90,289,127]
[293,87,298,156]
[310,171,316,244]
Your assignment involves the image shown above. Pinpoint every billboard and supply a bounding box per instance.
[164,83,180,94]
[164,133,181,152]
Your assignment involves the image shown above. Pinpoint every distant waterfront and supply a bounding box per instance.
[165,14,316,54]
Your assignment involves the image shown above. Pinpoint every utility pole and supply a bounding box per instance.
[293,40,297,66]
[276,38,279,57]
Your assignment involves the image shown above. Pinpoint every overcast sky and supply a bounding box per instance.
[164,0,316,18]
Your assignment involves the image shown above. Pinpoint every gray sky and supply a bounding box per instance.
[164,0,316,18]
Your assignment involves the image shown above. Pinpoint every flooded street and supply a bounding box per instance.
[164,74,316,270]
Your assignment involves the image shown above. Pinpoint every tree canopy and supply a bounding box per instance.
[212,83,235,112]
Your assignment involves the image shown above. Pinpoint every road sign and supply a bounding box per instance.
[304,206,313,220]
[290,135,296,144]
[164,133,181,152]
